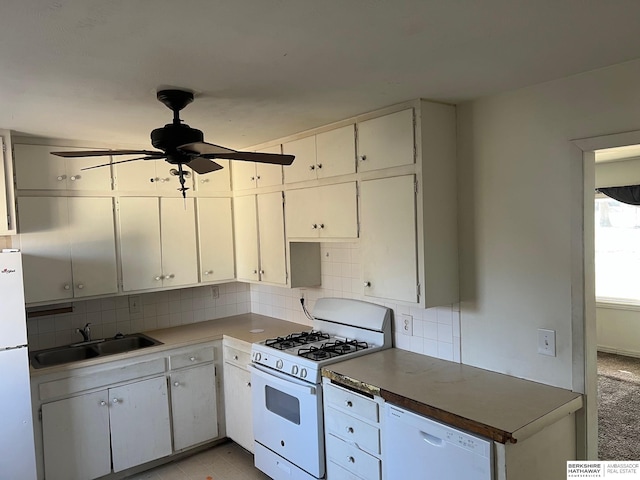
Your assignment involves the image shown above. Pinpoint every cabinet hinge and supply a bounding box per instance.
[417,283,421,298]
[2,142,5,153]
[38,408,42,421]
[414,179,418,194]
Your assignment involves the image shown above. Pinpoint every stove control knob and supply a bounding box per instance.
[254,353,262,362]
[276,359,284,369]
[291,365,299,375]
[300,368,307,378]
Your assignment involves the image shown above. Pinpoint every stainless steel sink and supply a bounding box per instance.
[30,333,163,369]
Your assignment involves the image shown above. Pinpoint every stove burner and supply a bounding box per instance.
[297,340,370,361]
[264,331,330,350]
[298,345,341,360]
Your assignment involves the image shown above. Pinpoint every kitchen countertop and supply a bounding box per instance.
[322,348,583,444]
[30,313,307,376]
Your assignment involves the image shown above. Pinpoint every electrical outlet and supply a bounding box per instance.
[128,295,141,314]
[211,285,220,299]
[538,329,556,356]
[401,314,413,335]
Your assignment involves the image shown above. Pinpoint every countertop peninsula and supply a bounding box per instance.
[322,348,583,444]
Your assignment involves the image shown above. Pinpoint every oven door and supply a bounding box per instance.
[249,363,324,478]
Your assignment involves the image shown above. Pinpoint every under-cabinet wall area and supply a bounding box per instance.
[26,283,250,350]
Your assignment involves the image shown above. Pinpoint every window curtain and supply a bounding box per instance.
[597,185,640,206]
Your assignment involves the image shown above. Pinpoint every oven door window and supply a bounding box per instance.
[265,385,300,425]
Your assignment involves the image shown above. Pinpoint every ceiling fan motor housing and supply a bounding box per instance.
[151,123,204,160]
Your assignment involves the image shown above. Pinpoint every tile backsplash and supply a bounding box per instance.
[26,283,250,351]
[250,242,461,363]
[26,243,460,363]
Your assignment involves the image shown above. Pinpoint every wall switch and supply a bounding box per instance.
[538,329,556,356]
[401,314,413,335]
[211,285,220,299]
[128,295,141,314]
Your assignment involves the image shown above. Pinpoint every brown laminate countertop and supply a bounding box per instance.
[322,348,583,444]
[30,313,306,376]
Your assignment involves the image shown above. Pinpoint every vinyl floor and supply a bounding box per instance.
[124,441,270,480]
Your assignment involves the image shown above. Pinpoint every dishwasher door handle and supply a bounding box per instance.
[420,431,445,447]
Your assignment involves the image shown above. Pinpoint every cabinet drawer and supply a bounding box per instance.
[325,406,380,454]
[326,433,381,480]
[324,383,379,423]
[169,346,214,370]
[327,460,367,480]
[223,345,251,368]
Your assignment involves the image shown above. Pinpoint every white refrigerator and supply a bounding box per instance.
[0,251,37,479]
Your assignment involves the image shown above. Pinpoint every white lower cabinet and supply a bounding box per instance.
[169,354,219,451]
[322,379,384,480]
[223,339,253,452]
[41,376,171,480]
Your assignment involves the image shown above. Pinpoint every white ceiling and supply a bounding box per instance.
[3,1,640,150]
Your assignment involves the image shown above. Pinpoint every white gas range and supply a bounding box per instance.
[249,297,393,480]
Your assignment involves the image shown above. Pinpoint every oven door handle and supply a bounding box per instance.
[248,363,317,396]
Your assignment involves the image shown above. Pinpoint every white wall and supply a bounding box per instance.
[458,59,640,389]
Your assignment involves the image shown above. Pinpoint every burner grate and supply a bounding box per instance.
[264,330,330,350]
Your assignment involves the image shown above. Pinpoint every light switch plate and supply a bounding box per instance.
[401,314,413,336]
[538,329,556,356]
[128,295,141,314]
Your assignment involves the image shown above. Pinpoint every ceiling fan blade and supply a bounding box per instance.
[185,157,224,174]
[80,156,164,171]
[51,149,164,158]
[178,142,237,155]
[201,151,295,166]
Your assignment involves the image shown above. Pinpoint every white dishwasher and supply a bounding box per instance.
[384,403,492,480]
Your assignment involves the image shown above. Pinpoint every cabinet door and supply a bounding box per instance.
[223,362,254,452]
[318,182,358,239]
[257,192,287,285]
[0,137,13,234]
[197,198,235,282]
[109,377,172,472]
[284,187,321,239]
[170,363,219,451]
[42,391,111,480]
[68,197,118,297]
[357,109,415,172]
[231,161,257,191]
[234,195,259,281]
[283,136,317,184]
[13,144,111,191]
[316,125,356,179]
[194,159,231,192]
[256,145,283,187]
[360,176,418,303]
[119,197,163,291]
[114,157,158,192]
[160,198,198,287]
[17,197,73,303]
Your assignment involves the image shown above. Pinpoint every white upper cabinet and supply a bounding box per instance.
[17,196,117,303]
[193,159,231,193]
[360,175,418,303]
[114,157,193,194]
[283,125,356,184]
[13,144,112,191]
[232,145,283,190]
[0,135,16,234]
[285,182,358,240]
[357,109,415,172]
[118,197,198,291]
[233,195,260,282]
[197,197,235,282]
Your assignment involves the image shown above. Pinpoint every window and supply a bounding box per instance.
[595,196,640,304]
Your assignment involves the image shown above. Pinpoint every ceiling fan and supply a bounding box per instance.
[51,89,295,198]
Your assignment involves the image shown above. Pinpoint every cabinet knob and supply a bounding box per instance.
[347,456,355,463]
[166,273,175,279]
[259,270,265,275]
[253,269,258,274]
[63,284,71,290]
[347,426,354,434]
[112,398,120,404]
[155,276,163,281]
[70,175,80,181]
[250,176,255,181]
[311,223,318,229]
[77,284,84,290]
[203,270,212,275]
[359,155,367,161]
[316,163,323,169]
[256,175,261,180]
[233,355,239,360]
[56,175,66,181]
[309,165,315,170]
[174,381,180,387]
[319,223,324,229]
[100,401,107,406]
[200,178,209,183]
[246,382,251,387]
[189,356,196,362]
[345,400,353,407]
[150,177,158,183]
[364,281,371,288]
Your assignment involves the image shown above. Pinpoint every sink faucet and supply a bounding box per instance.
[75,323,91,342]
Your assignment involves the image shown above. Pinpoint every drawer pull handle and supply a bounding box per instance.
[246,382,251,387]
[100,401,106,406]
[347,456,355,463]
[112,398,120,404]
[345,400,353,408]
[174,381,180,387]
[346,426,354,434]
[189,356,196,362]
[234,355,239,360]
